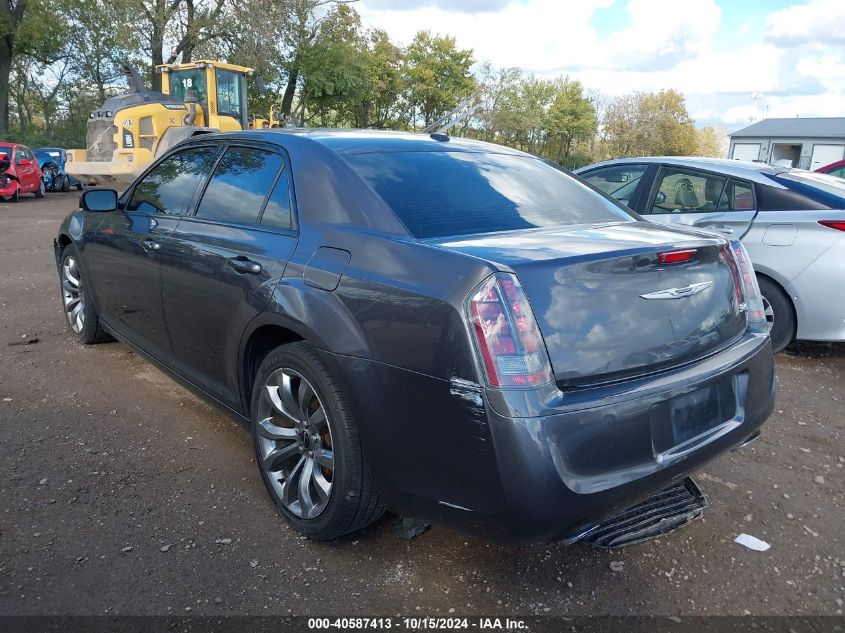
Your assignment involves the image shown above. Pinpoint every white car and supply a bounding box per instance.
[575,157,845,351]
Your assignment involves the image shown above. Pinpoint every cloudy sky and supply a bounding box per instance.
[357,0,845,131]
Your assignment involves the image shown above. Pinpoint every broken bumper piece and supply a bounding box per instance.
[581,477,708,549]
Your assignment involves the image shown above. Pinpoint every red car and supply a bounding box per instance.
[816,159,845,179]
[0,142,45,202]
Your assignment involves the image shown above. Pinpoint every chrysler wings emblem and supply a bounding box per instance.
[640,281,713,300]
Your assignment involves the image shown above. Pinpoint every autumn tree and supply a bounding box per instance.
[602,89,697,158]
[695,125,723,157]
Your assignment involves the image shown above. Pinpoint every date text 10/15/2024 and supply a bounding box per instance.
[307,617,528,630]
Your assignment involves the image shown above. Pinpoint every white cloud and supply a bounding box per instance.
[765,0,845,46]
[358,0,612,72]
[357,0,845,127]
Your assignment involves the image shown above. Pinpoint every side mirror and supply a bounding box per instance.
[605,173,628,183]
[81,188,118,212]
[654,191,667,205]
[19,158,31,166]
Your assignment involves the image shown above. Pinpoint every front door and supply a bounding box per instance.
[162,144,298,408]
[642,165,757,239]
[88,145,220,359]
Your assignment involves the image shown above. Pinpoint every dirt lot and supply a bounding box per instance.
[1,194,843,618]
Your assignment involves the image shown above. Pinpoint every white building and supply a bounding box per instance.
[728,117,845,170]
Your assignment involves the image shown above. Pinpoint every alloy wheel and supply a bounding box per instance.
[62,255,85,334]
[256,368,334,519]
[762,295,774,333]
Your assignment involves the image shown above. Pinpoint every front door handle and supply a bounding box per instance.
[226,256,262,274]
[141,239,161,251]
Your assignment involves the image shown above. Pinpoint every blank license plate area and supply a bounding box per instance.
[651,380,736,455]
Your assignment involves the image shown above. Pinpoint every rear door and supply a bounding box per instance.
[161,143,298,408]
[643,165,757,238]
[88,145,220,359]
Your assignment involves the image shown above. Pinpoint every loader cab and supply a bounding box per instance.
[158,61,251,132]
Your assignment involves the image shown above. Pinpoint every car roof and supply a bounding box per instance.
[575,156,791,186]
[208,128,528,157]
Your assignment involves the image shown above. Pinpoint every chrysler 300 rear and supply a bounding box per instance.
[55,130,774,545]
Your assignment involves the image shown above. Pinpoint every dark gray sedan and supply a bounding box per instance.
[54,130,774,545]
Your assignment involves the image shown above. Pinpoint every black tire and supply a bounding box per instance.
[61,175,70,192]
[10,186,19,202]
[757,277,794,352]
[34,179,45,198]
[251,342,384,540]
[59,244,112,344]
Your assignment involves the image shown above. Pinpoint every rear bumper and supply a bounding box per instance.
[324,332,774,543]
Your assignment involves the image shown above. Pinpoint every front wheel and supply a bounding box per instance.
[251,342,384,540]
[757,277,795,352]
[61,175,70,192]
[34,179,45,198]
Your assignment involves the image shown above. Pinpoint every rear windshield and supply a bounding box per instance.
[345,151,632,238]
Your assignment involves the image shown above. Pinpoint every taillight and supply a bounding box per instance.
[727,242,766,328]
[658,249,697,264]
[818,220,845,232]
[467,273,553,388]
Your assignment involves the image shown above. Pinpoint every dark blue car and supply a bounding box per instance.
[34,147,84,192]
[54,130,774,545]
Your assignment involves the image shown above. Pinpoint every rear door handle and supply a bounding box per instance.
[226,256,262,274]
[141,239,161,251]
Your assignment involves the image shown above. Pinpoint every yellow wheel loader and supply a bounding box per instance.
[66,60,257,188]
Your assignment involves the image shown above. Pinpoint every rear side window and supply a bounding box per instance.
[127,146,218,215]
[195,147,283,224]
[345,151,631,239]
[717,179,755,211]
[260,169,293,229]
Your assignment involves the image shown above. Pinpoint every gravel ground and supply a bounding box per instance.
[0,194,843,617]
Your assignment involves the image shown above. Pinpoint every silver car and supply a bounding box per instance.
[575,157,845,351]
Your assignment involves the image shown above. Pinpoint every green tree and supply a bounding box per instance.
[63,0,142,103]
[405,31,474,127]
[543,77,597,163]
[355,28,404,128]
[298,4,368,126]
[476,63,522,143]
[1,0,65,136]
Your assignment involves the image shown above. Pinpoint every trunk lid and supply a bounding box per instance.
[432,222,746,386]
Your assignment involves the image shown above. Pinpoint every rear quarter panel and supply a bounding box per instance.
[743,209,845,340]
